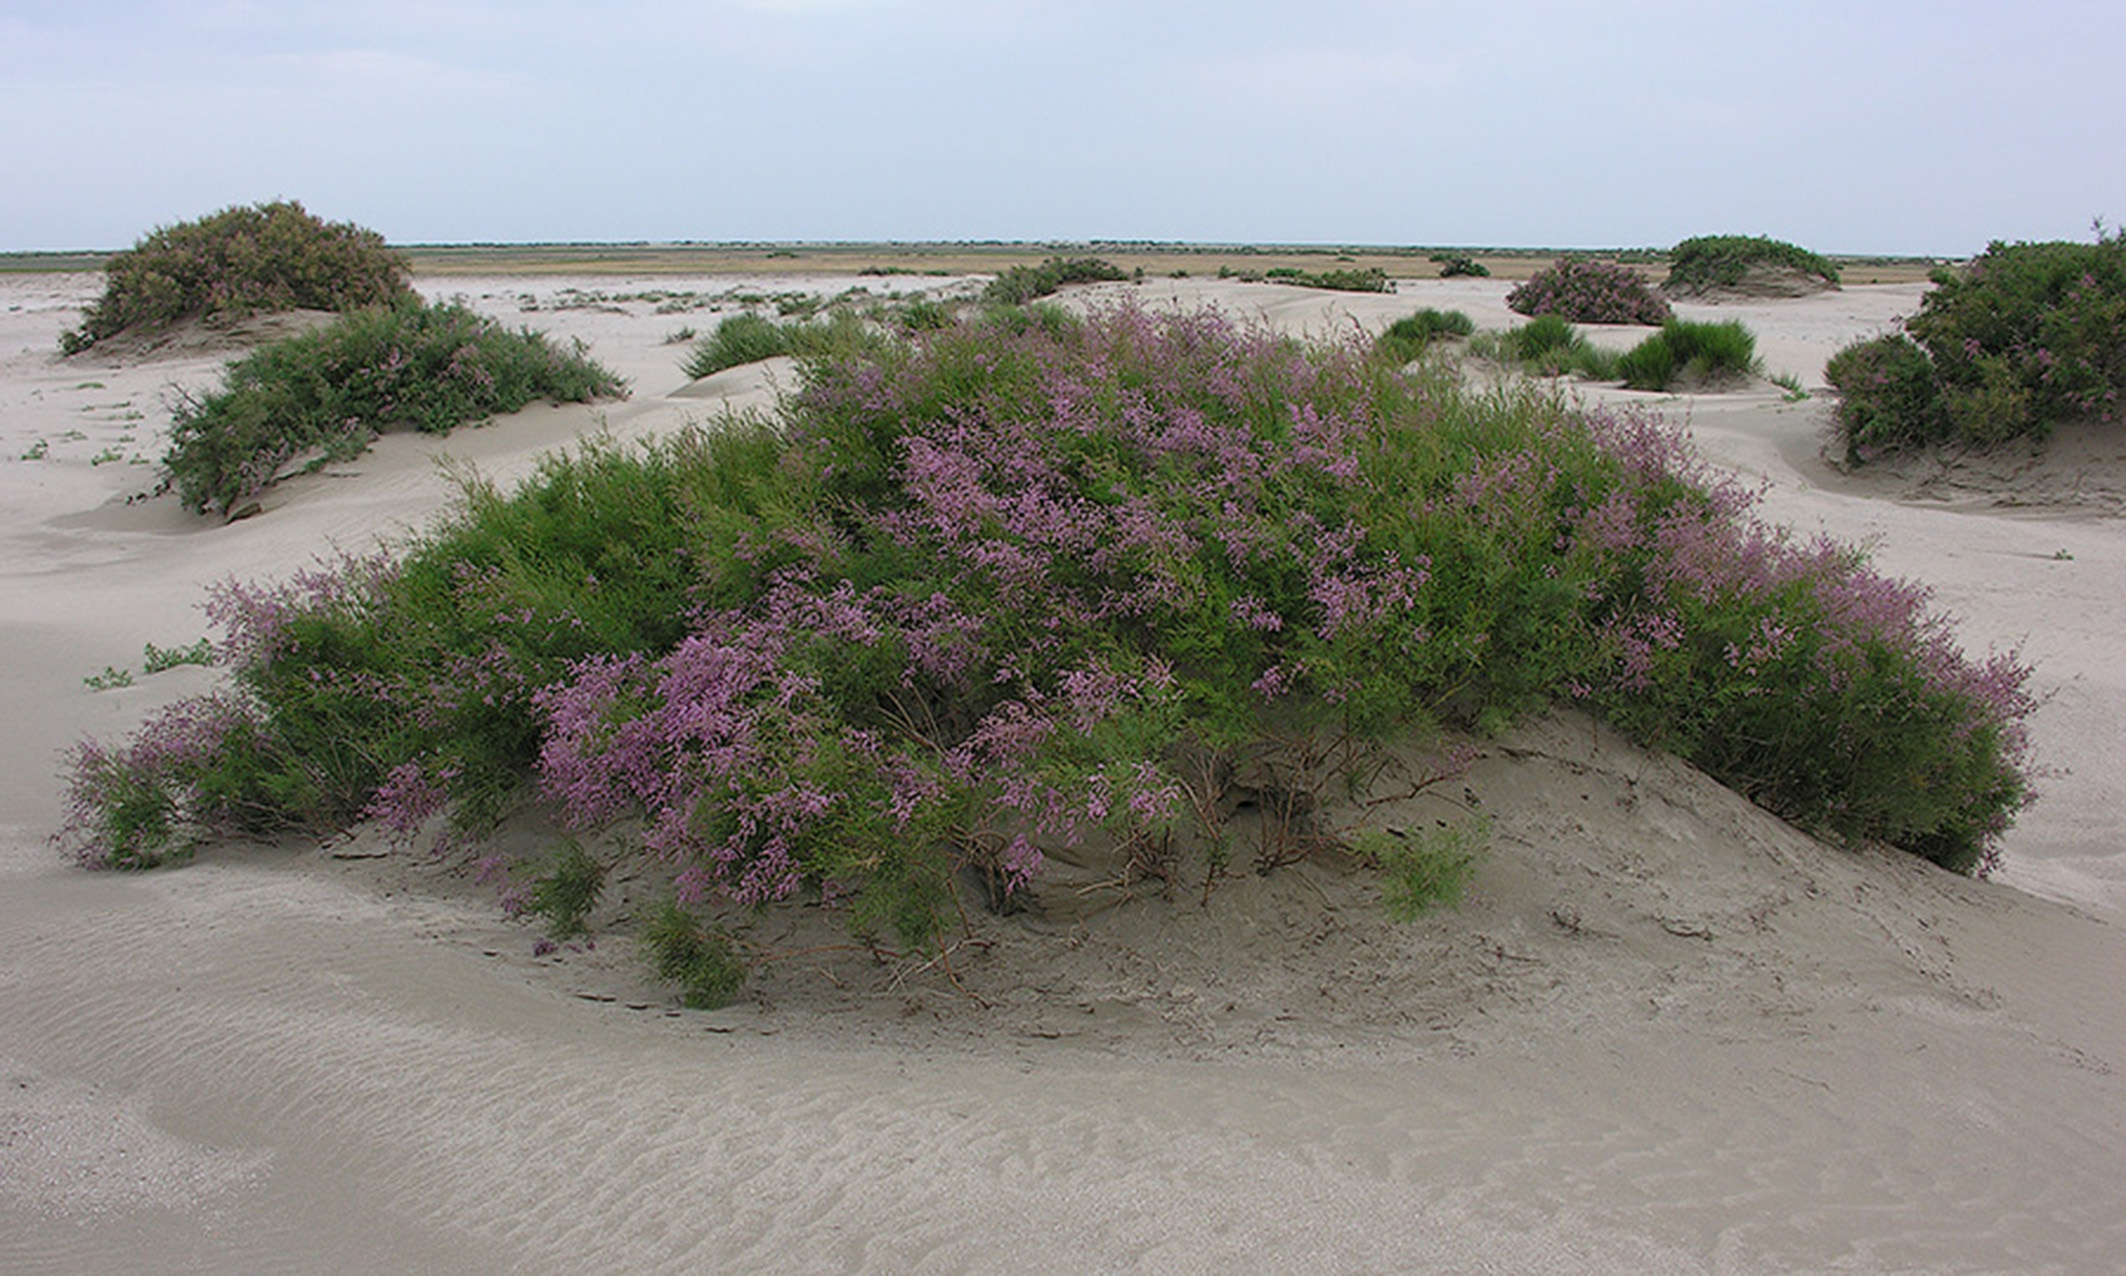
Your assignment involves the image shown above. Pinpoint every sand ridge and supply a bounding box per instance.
[4,270,2125,1273]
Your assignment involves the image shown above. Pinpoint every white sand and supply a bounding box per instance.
[4,271,2125,1274]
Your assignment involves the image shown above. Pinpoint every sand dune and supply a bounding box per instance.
[4,271,2124,1273]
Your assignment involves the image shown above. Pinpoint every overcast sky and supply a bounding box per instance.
[4,1,2122,256]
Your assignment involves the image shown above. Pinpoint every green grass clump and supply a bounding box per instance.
[981,257,1130,305]
[1362,820,1487,919]
[641,899,747,1008]
[1483,314,1619,379]
[164,299,626,517]
[1664,235,1840,296]
[1375,308,1474,362]
[1617,319,1760,391]
[528,842,605,938]
[681,310,887,379]
[63,201,413,354]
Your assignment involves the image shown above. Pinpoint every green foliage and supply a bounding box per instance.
[1617,319,1759,391]
[1487,315,1619,379]
[1376,309,1474,363]
[1824,334,1948,459]
[640,899,747,1009]
[1264,265,1393,293]
[1665,235,1840,295]
[84,666,135,691]
[163,299,624,517]
[142,639,215,674]
[981,257,1129,305]
[63,201,413,353]
[527,842,605,938]
[680,309,888,379]
[1827,231,2126,456]
[1429,252,1490,278]
[1361,820,1486,919]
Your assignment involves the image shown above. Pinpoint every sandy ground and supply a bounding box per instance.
[4,271,2125,1274]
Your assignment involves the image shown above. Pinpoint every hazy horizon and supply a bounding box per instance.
[4,1,2121,258]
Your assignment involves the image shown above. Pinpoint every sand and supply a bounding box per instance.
[4,269,2125,1274]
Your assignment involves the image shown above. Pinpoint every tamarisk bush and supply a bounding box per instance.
[61,306,2036,985]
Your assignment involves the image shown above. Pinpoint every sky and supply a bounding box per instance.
[3,1,2123,256]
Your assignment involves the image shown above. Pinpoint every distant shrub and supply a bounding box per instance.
[63,201,413,353]
[981,256,1129,305]
[164,299,625,517]
[1375,308,1473,362]
[1826,230,2126,456]
[1266,265,1393,293]
[1429,252,1490,278]
[1507,258,1673,325]
[1617,319,1759,391]
[1665,235,1840,296]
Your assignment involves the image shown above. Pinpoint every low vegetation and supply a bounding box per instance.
[164,299,625,517]
[1264,265,1393,293]
[62,201,414,354]
[1616,319,1760,391]
[1664,235,1840,297]
[1374,308,1474,363]
[1825,229,2125,457]
[60,307,2036,1006]
[1429,252,1490,278]
[679,310,886,379]
[1474,314,1619,380]
[981,256,1130,305]
[1507,258,1673,325]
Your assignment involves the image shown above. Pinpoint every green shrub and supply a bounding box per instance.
[528,842,605,938]
[1375,308,1474,362]
[981,256,1128,305]
[65,307,2037,960]
[1823,334,1948,458]
[1487,314,1618,379]
[163,300,625,517]
[1826,231,2126,456]
[1618,319,1759,391]
[1665,235,1840,296]
[641,899,747,1009]
[1429,252,1490,278]
[1507,258,1672,325]
[63,201,413,353]
[1266,265,1393,293]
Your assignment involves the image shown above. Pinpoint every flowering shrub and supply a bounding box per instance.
[62,201,413,353]
[1827,230,2126,454]
[60,306,2036,988]
[1507,258,1673,325]
[165,299,626,516]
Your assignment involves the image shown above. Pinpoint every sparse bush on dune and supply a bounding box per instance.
[63,201,414,354]
[981,256,1129,305]
[163,299,626,517]
[1507,257,1673,326]
[61,307,2036,1005]
[1826,228,2126,456]
[1265,265,1393,293]
[681,309,894,379]
[1478,314,1619,380]
[1664,235,1840,297]
[1429,252,1490,278]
